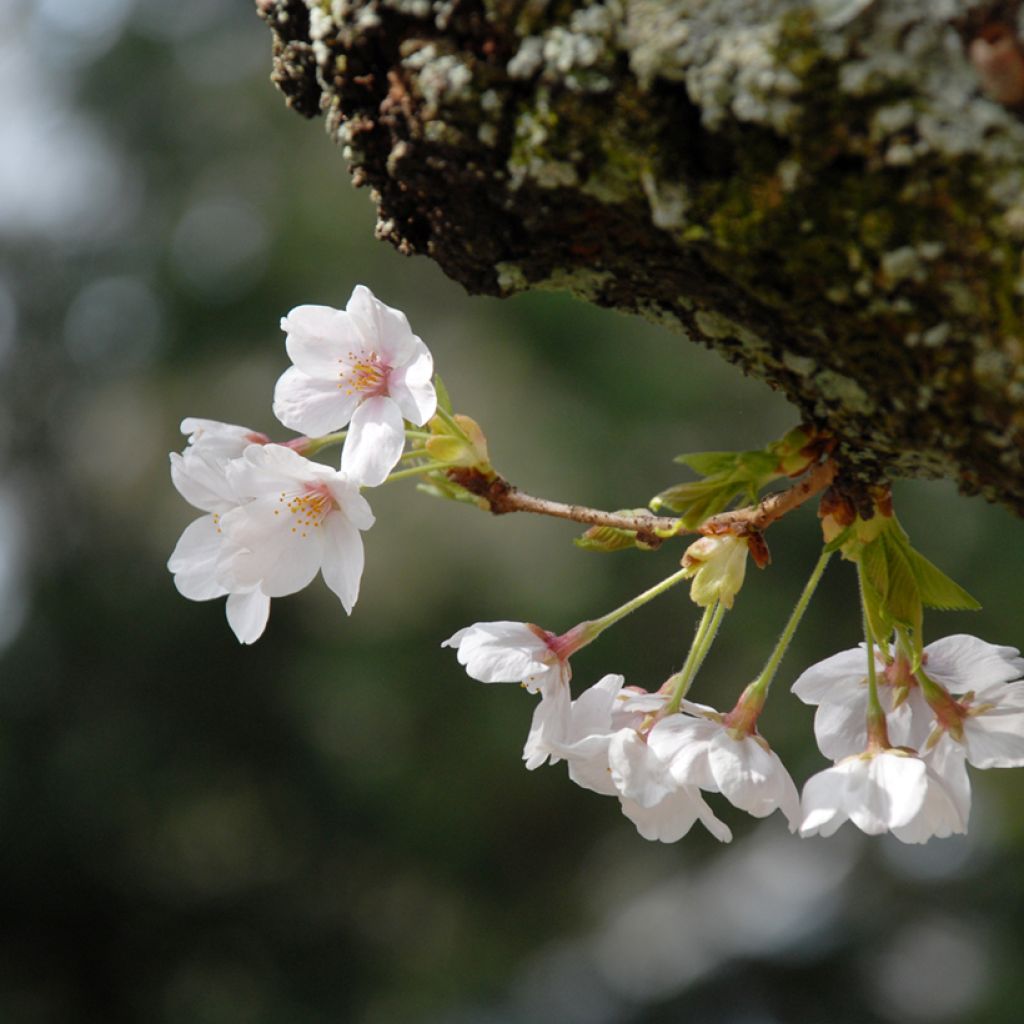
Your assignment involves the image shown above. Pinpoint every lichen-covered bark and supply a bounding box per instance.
[258,0,1024,514]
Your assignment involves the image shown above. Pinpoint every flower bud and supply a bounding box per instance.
[681,533,749,609]
[426,413,492,469]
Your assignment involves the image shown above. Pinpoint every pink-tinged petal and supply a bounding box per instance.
[319,514,365,614]
[388,348,437,425]
[225,589,271,644]
[220,498,325,597]
[281,304,359,378]
[346,285,420,365]
[854,753,927,832]
[925,634,1024,691]
[963,711,1024,768]
[168,515,229,600]
[523,684,572,770]
[180,418,262,457]
[273,365,359,436]
[340,396,406,487]
[791,646,868,704]
[170,451,237,512]
[226,443,335,500]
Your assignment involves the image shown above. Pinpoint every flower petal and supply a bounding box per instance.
[388,347,437,425]
[441,622,553,683]
[273,365,359,436]
[281,304,358,378]
[319,513,365,614]
[791,646,867,704]
[346,285,420,366]
[925,634,1024,692]
[168,515,229,600]
[963,710,1024,768]
[340,395,406,487]
[225,589,271,644]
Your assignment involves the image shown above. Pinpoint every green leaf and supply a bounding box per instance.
[651,479,748,526]
[902,546,981,611]
[674,451,741,475]
[574,526,641,553]
[880,529,923,638]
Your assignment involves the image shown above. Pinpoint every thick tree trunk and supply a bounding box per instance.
[257,0,1024,514]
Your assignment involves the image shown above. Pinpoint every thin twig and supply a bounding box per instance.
[446,459,838,547]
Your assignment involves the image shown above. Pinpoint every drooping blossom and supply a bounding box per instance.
[791,635,1024,761]
[273,285,437,487]
[646,704,801,830]
[539,674,733,843]
[680,534,749,609]
[799,748,967,844]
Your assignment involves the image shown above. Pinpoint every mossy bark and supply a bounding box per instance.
[258,0,1024,514]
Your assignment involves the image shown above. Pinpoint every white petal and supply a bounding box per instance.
[925,634,1024,692]
[326,475,375,532]
[813,700,867,760]
[963,710,1024,768]
[620,788,733,844]
[791,646,867,704]
[523,684,571,770]
[170,451,237,513]
[853,752,927,832]
[346,285,420,366]
[168,515,230,600]
[441,622,553,683]
[925,735,972,824]
[608,731,673,808]
[799,765,852,838]
[225,589,271,644]
[709,733,801,827]
[649,716,717,790]
[319,514,365,614]
[281,304,358,378]
[388,347,437,425]
[891,772,966,843]
[273,365,359,436]
[340,396,406,487]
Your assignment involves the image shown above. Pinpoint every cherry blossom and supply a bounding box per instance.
[646,707,801,829]
[925,679,1024,770]
[169,440,373,644]
[219,444,374,612]
[791,635,1024,761]
[799,748,966,844]
[272,285,437,486]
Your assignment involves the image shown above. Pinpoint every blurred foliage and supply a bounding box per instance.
[1,1,1024,1022]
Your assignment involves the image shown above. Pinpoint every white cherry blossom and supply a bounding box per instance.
[273,285,437,487]
[791,635,1024,760]
[799,748,966,844]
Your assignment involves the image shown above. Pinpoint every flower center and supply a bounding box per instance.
[339,351,389,396]
[274,483,337,538]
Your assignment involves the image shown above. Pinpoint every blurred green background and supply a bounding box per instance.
[2,1,1024,1021]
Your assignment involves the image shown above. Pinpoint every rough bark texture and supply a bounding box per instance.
[257,0,1024,514]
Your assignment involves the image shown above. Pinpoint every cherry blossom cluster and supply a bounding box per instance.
[168,286,1024,847]
[444,614,1024,845]
[168,285,437,642]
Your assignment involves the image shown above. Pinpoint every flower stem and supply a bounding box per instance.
[383,461,451,483]
[433,406,472,443]
[748,547,833,698]
[299,430,348,456]
[858,563,890,748]
[579,565,693,642]
[663,601,725,714]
